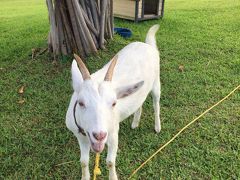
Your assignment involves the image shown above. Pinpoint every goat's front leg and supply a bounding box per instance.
[106,132,119,180]
[76,134,91,180]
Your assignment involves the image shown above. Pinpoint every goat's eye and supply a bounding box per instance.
[79,102,85,108]
[112,101,117,107]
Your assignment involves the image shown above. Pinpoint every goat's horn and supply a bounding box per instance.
[74,54,91,80]
[104,55,118,81]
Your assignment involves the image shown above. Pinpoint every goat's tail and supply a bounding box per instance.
[145,24,160,49]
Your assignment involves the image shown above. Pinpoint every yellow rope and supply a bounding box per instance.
[128,84,240,179]
[93,153,101,180]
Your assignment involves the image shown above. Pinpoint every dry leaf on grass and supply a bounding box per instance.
[52,60,58,66]
[38,48,48,55]
[179,65,184,72]
[18,99,25,104]
[18,86,25,94]
[32,48,37,59]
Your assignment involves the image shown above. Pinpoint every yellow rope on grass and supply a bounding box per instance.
[128,84,240,179]
[93,153,101,180]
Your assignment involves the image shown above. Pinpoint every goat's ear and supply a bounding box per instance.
[116,81,144,99]
[71,60,83,92]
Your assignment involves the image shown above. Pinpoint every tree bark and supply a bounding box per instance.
[46,0,114,60]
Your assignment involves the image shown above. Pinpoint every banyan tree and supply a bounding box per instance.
[46,0,114,59]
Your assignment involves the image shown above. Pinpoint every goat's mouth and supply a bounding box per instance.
[91,142,105,153]
[87,132,105,153]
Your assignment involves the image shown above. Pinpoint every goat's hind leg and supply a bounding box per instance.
[151,76,161,133]
[131,106,142,129]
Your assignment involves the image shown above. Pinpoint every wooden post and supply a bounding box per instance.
[46,0,114,60]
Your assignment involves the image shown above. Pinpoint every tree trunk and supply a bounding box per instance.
[46,0,113,60]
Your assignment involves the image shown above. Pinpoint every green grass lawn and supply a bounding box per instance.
[1,0,240,179]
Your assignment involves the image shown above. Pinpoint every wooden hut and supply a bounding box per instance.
[113,0,165,22]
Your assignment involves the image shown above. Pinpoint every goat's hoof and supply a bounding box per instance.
[155,126,161,133]
[131,123,139,129]
[81,173,90,180]
[81,177,90,180]
[109,174,118,180]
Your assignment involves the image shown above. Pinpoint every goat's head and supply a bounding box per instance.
[71,54,144,153]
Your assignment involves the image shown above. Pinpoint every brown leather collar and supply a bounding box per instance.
[73,101,86,136]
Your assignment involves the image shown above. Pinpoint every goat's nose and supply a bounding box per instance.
[92,131,107,141]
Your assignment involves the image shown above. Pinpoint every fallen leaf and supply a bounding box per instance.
[179,65,184,72]
[18,99,25,104]
[207,61,211,66]
[18,85,25,94]
[32,48,36,59]
[52,60,58,65]
[38,48,48,55]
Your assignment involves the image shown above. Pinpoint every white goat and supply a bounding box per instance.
[66,24,160,180]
